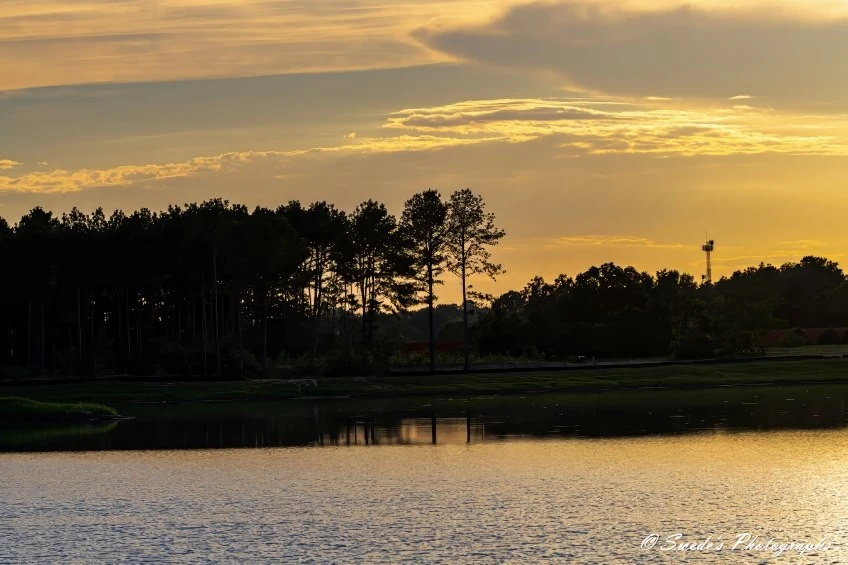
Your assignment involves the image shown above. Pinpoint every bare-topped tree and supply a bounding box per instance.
[445,189,506,371]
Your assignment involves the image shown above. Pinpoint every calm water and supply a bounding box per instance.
[2,385,848,563]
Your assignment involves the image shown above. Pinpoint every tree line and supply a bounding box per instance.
[0,190,504,378]
[2,188,846,379]
[475,256,848,360]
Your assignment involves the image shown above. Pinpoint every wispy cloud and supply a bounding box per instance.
[0,154,239,194]
[3,0,847,97]
[546,235,687,249]
[729,95,756,100]
[777,239,828,249]
[0,159,21,170]
[0,0,517,90]
[384,97,848,156]
[7,91,848,194]
[0,135,492,194]
[710,249,848,267]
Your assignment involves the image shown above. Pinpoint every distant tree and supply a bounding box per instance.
[445,189,505,370]
[401,189,449,371]
[779,257,844,327]
[653,269,699,356]
[712,269,783,353]
[345,200,416,353]
[15,207,61,374]
[278,200,347,355]
[11,190,848,380]
[242,207,309,374]
[477,290,529,357]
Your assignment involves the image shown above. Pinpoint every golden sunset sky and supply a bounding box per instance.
[3,0,848,299]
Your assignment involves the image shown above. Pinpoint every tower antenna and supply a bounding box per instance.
[701,238,715,284]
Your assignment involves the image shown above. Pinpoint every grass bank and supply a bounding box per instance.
[0,397,119,423]
[1,358,848,405]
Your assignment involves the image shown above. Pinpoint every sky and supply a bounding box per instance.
[3,0,848,301]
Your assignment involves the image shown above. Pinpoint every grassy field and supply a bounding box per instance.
[2,358,848,405]
[766,344,848,356]
[0,397,119,422]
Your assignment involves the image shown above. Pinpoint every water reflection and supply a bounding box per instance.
[314,416,482,446]
[3,383,848,452]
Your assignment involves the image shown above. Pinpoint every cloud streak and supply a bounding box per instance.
[0,0,518,90]
[0,154,240,194]
[547,235,686,249]
[6,93,848,193]
[385,98,848,156]
[0,135,493,194]
[3,0,847,94]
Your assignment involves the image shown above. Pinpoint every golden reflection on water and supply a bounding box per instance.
[2,429,848,562]
[338,417,483,445]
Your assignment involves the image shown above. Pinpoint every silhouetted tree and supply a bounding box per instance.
[401,189,449,371]
[5,193,848,379]
[445,189,505,370]
[277,201,338,353]
[345,200,416,352]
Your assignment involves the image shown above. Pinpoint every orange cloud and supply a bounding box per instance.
[0,153,249,194]
[5,1,846,92]
[0,134,494,194]
[6,93,848,194]
[0,0,518,91]
[385,98,848,156]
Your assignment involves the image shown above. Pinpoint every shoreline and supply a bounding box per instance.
[3,352,843,388]
[0,357,847,405]
[0,397,124,425]
[1,414,132,426]
[284,376,848,401]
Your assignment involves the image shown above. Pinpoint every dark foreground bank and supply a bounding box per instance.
[1,357,848,405]
[0,397,121,424]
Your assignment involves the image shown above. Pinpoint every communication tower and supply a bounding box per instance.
[701,239,715,284]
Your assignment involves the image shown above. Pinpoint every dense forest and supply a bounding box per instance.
[477,257,848,360]
[1,189,847,380]
[0,190,504,378]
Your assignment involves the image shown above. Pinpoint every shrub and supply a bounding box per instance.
[783,330,808,348]
[321,351,366,377]
[0,366,36,381]
[673,332,715,360]
[329,350,391,377]
[818,329,843,346]
[275,353,321,377]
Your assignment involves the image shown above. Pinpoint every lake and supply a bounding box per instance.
[2,385,848,562]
